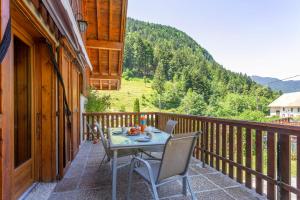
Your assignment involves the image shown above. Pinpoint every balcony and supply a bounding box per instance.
[27,112,300,199]
[81,112,300,199]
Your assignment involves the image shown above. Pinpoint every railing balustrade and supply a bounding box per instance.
[83,112,300,200]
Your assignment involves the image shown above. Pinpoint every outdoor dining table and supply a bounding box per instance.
[108,126,170,200]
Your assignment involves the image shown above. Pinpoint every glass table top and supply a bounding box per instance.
[108,126,170,150]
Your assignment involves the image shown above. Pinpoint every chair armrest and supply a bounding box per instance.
[131,156,152,168]
[130,156,158,183]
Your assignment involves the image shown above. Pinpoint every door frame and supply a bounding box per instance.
[11,17,37,199]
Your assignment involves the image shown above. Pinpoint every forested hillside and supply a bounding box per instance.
[120,18,280,121]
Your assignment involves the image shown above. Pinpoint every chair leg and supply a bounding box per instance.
[150,181,159,200]
[126,161,135,200]
[99,154,107,168]
[186,177,196,200]
[182,176,187,196]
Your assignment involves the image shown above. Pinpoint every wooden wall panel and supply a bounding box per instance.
[58,45,81,176]
[1,1,13,199]
[39,43,56,181]
[71,65,80,157]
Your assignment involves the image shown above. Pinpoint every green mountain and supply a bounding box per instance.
[122,18,280,121]
[251,76,300,93]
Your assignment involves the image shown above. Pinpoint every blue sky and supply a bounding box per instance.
[127,0,300,80]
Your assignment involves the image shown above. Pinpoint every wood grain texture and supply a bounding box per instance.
[86,0,127,90]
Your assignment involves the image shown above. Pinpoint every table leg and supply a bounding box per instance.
[112,150,118,200]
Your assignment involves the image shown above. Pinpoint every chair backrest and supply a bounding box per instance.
[86,123,93,139]
[164,120,177,135]
[94,122,111,158]
[157,132,200,182]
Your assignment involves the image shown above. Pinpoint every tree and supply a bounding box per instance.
[133,98,140,112]
[85,90,111,112]
[133,98,140,125]
[179,89,207,115]
[152,62,166,110]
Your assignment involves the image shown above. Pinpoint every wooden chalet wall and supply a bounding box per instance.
[1,0,12,199]
[0,0,85,199]
[85,0,128,90]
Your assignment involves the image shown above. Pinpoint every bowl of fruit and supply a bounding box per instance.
[127,127,140,136]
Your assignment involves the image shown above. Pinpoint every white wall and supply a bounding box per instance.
[270,107,300,117]
[80,94,87,142]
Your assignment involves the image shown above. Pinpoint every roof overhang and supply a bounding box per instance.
[42,0,92,70]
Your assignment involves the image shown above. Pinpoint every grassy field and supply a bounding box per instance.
[98,78,159,112]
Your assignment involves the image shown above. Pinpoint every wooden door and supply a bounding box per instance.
[12,32,57,199]
[12,34,34,199]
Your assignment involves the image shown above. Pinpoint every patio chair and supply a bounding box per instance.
[164,119,178,135]
[141,119,178,159]
[93,122,138,168]
[127,132,201,200]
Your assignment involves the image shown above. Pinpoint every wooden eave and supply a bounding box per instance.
[85,0,128,90]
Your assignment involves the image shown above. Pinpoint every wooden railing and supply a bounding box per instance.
[83,112,300,200]
[272,117,300,127]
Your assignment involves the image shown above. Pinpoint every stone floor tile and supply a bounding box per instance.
[196,189,235,200]
[119,182,153,200]
[187,167,198,176]
[53,177,79,192]
[77,188,112,200]
[189,165,216,175]
[225,186,264,200]
[64,166,85,178]
[189,175,218,192]
[189,157,200,166]
[48,191,79,200]
[25,141,265,200]
[162,195,191,200]
[86,158,102,166]
[157,180,183,198]
[23,182,56,200]
[203,173,240,188]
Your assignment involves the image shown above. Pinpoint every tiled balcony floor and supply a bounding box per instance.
[45,142,266,200]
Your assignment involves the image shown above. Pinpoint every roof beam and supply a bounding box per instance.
[86,40,123,51]
[90,75,121,79]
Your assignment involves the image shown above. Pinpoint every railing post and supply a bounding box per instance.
[201,121,207,168]
[82,113,85,141]
[245,128,252,189]
[87,115,90,140]
[277,133,291,200]
[267,131,276,200]
[221,124,227,174]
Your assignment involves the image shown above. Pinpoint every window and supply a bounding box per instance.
[14,37,32,168]
[298,108,300,112]
[283,107,285,111]
[291,108,294,112]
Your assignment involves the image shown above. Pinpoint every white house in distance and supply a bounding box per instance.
[269,92,300,117]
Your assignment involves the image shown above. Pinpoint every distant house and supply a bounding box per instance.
[269,92,300,117]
